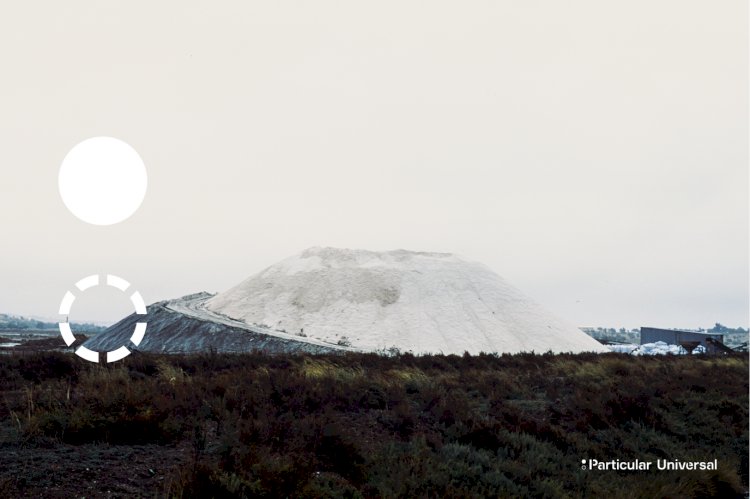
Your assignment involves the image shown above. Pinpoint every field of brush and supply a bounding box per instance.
[0,351,747,498]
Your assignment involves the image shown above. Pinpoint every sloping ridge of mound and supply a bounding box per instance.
[205,247,608,354]
[83,293,342,355]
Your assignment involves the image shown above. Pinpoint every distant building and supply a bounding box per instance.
[640,327,730,354]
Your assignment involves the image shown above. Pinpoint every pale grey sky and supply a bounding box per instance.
[0,1,747,329]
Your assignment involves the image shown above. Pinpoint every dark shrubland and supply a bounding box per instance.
[0,351,746,498]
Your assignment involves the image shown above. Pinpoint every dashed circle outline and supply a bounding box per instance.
[58,274,148,363]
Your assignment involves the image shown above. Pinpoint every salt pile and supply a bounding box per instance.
[205,247,609,355]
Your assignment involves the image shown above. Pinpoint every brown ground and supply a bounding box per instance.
[0,434,191,498]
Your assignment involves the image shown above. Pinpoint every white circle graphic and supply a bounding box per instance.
[59,137,147,225]
[59,274,148,363]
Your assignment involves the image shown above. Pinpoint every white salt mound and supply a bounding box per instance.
[206,247,609,355]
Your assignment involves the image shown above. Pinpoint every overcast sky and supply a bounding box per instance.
[0,1,747,329]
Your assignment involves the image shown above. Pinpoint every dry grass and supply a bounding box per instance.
[0,350,745,498]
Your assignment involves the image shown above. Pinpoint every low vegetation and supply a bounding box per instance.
[0,351,746,498]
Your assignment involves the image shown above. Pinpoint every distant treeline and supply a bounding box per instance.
[0,314,106,333]
[582,323,749,347]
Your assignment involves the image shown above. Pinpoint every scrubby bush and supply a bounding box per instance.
[0,351,746,498]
